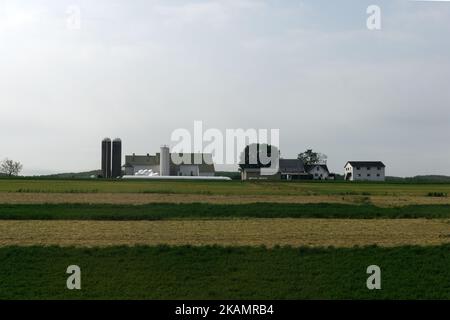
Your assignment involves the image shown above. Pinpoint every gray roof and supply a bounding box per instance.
[279,159,305,174]
[124,154,159,166]
[170,153,215,173]
[123,153,215,173]
[346,161,385,168]
[305,164,329,173]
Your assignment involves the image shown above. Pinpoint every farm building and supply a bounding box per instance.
[101,138,122,178]
[240,158,330,181]
[305,164,330,180]
[344,161,386,181]
[123,146,215,177]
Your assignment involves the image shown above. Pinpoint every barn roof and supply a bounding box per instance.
[305,164,330,173]
[279,159,305,174]
[123,153,215,173]
[345,161,385,168]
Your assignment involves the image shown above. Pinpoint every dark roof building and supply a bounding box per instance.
[344,161,386,181]
[345,161,385,168]
[279,159,305,174]
[240,158,331,181]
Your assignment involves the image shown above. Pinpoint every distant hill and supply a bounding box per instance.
[333,174,450,183]
[36,170,102,179]
[386,175,450,183]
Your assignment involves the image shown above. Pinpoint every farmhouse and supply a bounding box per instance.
[344,161,386,181]
[240,159,330,181]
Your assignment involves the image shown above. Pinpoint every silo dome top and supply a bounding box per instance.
[113,138,122,142]
[102,137,111,142]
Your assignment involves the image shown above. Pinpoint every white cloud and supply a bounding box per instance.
[0,3,46,31]
[154,2,230,27]
[153,0,267,27]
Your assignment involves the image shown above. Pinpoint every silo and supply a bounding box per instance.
[112,138,122,178]
[101,138,112,178]
[160,145,170,176]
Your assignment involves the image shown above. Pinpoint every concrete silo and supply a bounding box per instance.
[112,138,122,178]
[160,145,170,176]
[101,138,112,178]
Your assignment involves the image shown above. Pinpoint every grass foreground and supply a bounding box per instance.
[0,245,449,300]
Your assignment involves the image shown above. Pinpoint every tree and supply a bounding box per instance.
[0,158,23,177]
[298,149,327,165]
[239,143,280,169]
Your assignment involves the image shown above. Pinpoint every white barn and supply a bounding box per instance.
[123,146,215,177]
[344,161,386,182]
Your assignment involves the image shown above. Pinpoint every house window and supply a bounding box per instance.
[358,174,361,177]
[367,167,371,170]
[317,167,320,171]
[377,167,381,170]
[356,167,361,170]
[377,174,380,177]
[367,174,371,177]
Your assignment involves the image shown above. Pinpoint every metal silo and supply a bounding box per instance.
[160,145,170,176]
[101,138,112,178]
[112,138,122,178]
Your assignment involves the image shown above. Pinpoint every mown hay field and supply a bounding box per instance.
[2,179,450,197]
[3,192,450,207]
[1,219,449,248]
[2,179,450,208]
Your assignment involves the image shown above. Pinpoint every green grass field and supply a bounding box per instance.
[1,203,450,220]
[0,245,449,300]
[2,178,450,196]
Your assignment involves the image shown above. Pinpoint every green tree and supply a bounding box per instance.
[0,158,23,177]
[298,149,327,165]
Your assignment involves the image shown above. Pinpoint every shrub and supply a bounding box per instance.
[427,192,448,198]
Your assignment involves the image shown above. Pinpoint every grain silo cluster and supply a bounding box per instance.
[101,138,122,178]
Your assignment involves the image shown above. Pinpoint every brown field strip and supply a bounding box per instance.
[2,192,450,207]
[0,219,449,248]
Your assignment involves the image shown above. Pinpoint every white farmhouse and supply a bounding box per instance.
[344,161,386,182]
[305,164,330,180]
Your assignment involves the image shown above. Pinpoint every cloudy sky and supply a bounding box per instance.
[0,0,449,176]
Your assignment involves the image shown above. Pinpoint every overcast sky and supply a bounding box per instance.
[1,0,449,176]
